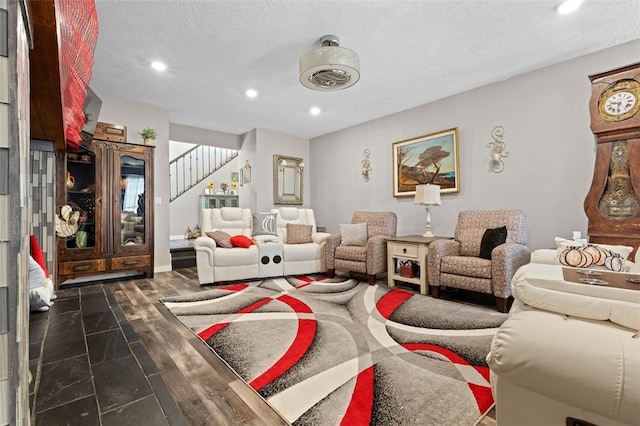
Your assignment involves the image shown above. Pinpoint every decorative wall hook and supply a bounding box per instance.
[487,126,509,173]
[361,149,372,181]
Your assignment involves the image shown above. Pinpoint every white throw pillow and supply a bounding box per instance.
[558,245,627,272]
[340,223,368,246]
[554,237,633,262]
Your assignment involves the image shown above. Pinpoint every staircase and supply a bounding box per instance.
[170,145,238,201]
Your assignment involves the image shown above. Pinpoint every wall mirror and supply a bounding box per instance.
[274,154,303,205]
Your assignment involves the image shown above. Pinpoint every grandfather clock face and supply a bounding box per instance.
[598,79,640,122]
[589,63,640,138]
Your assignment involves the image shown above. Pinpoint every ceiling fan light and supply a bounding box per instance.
[299,36,360,91]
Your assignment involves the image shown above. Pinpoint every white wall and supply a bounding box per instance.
[169,140,195,159]
[170,123,241,149]
[310,39,640,252]
[254,129,310,212]
[97,98,172,272]
[238,130,257,212]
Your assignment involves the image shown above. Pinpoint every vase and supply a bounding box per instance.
[75,231,88,248]
[66,172,75,189]
[144,138,155,146]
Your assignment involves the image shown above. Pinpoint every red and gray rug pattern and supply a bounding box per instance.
[162,275,507,425]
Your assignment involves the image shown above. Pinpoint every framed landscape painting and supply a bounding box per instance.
[392,128,460,197]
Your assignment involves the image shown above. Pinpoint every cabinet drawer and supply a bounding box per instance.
[391,243,418,258]
[111,255,151,271]
[59,259,107,275]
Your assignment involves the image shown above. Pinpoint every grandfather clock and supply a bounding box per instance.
[584,62,640,258]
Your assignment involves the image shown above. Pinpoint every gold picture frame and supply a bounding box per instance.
[392,128,460,197]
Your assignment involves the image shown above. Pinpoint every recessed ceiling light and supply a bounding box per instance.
[310,107,321,115]
[151,61,167,71]
[246,89,258,98]
[556,0,583,14]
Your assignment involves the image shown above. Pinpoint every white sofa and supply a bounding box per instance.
[193,207,329,285]
[487,248,640,426]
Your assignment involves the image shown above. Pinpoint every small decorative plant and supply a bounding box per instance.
[139,127,158,141]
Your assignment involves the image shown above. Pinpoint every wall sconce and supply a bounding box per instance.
[242,160,251,184]
[361,149,372,181]
[487,126,509,173]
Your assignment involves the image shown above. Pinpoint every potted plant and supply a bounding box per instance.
[139,127,158,145]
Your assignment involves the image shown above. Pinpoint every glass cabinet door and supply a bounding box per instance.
[61,151,96,250]
[118,154,147,249]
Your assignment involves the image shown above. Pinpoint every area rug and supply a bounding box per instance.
[161,275,507,425]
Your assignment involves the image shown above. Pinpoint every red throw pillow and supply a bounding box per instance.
[230,235,253,248]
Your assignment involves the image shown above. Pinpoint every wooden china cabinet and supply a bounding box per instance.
[56,139,154,285]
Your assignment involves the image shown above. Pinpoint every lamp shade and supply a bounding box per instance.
[413,184,441,206]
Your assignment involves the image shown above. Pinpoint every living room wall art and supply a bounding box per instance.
[242,160,251,184]
[392,127,460,197]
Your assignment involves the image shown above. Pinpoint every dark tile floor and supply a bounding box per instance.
[29,283,189,425]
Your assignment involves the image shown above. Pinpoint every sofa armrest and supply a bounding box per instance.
[312,232,330,245]
[491,243,531,298]
[194,235,217,251]
[530,248,556,264]
[487,309,640,425]
[325,233,341,269]
[366,235,389,275]
[254,234,280,243]
[427,239,460,287]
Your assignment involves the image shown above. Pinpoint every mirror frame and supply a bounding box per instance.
[273,154,303,205]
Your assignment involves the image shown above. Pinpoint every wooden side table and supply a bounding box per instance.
[386,235,450,295]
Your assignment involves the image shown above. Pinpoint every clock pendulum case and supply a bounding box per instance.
[584,62,640,257]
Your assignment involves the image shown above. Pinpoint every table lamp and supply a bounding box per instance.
[414,184,441,237]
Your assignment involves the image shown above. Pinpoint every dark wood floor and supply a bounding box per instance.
[37,267,496,425]
[110,267,290,426]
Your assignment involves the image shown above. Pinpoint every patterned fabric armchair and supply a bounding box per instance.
[325,211,397,285]
[427,209,530,312]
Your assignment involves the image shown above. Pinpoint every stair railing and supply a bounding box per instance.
[169,145,238,201]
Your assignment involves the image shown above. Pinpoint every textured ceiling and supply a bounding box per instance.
[89,0,640,140]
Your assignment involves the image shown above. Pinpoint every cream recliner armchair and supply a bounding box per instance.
[427,209,530,312]
[194,207,259,285]
[325,211,397,285]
